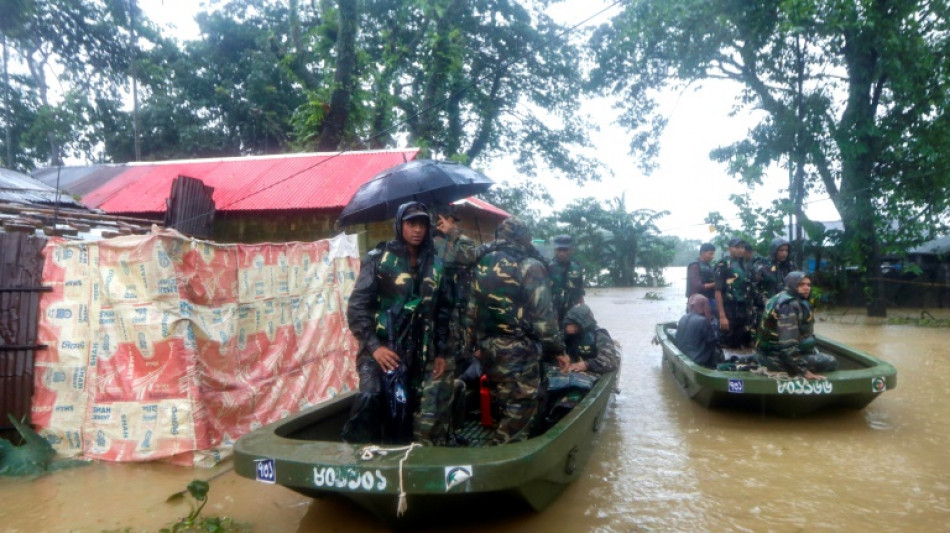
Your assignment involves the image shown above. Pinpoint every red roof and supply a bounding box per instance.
[82,150,421,214]
[453,197,510,219]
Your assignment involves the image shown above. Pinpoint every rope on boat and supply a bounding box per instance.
[357,442,423,517]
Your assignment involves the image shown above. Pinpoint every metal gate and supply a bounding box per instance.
[0,232,49,437]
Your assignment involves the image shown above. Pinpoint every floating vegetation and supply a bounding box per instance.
[643,291,664,301]
[887,313,950,328]
[159,480,250,533]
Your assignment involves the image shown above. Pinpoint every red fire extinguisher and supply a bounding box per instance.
[479,374,493,427]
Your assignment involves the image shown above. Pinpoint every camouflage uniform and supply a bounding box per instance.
[549,235,585,326]
[343,202,454,445]
[749,238,798,331]
[755,272,838,375]
[433,223,479,368]
[715,247,753,348]
[563,304,620,374]
[464,218,564,445]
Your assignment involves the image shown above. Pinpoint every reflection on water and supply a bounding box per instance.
[1,268,948,532]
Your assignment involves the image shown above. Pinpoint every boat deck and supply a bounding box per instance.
[453,419,496,447]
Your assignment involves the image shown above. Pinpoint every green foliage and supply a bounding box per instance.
[159,480,249,533]
[590,0,950,316]
[539,194,676,287]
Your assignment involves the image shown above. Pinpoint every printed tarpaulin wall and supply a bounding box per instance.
[32,228,360,466]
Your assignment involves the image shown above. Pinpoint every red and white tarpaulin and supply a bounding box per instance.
[32,229,360,466]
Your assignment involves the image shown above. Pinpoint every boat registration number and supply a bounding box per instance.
[312,465,388,491]
[776,379,833,395]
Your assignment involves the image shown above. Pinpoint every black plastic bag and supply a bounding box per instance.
[381,362,412,443]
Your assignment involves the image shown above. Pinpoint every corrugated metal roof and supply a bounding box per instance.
[81,150,421,214]
[0,167,85,208]
[33,165,129,198]
[453,197,510,219]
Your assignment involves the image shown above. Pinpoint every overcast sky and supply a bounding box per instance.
[138,0,840,241]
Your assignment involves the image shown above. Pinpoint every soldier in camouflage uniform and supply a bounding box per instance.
[756,271,837,378]
[714,238,754,348]
[549,234,585,326]
[464,218,569,445]
[432,205,479,371]
[749,238,798,330]
[342,202,455,445]
[562,304,620,374]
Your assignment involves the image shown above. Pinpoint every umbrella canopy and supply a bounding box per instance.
[337,160,493,225]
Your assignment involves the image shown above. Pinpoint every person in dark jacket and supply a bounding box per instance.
[686,242,717,313]
[562,303,620,374]
[750,237,798,331]
[756,271,837,379]
[715,237,753,348]
[675,294,721,369]
[342,201,454,445]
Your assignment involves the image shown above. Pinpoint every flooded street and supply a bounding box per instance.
[2,268,949,532]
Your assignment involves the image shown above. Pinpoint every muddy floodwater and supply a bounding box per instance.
[2,267,948,532]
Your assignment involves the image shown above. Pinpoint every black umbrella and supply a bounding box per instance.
[338,159,494,225]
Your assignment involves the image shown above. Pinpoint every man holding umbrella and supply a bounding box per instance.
[342,201,455,445]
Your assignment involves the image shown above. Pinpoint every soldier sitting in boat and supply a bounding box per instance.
[675,294,722,369]
[536,303,619,433]
[755,271,838,379]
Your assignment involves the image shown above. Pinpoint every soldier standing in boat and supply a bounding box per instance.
[686,242,718,317]
[715,238,754,349]
[342,202,455,445]
[548,234,585,326]
[755,271,838,378]
[432,205,480,374]
[749,237,798,332]
[464,217,569,445]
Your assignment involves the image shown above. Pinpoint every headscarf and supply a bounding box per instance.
[687,294,713,321]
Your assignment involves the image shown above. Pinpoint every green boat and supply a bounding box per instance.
[233,368,617,525]
[656,322,896,417]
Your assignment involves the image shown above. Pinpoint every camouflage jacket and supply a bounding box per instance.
[464,239,564,356]
[549,259,585,325]
[433,226,479,309]
[755,290,815,374]
[750,259,798,309]
[347,240,450,367]
[714,256,750,304]
[563,304,620,373]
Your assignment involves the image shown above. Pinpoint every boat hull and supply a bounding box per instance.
[234,369,617,524]
[656,322,896,417]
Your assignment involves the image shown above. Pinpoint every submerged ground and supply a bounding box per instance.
[1,269,948,532]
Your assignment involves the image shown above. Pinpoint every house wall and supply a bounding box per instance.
[213,209,502,253]
[213,211,340,244]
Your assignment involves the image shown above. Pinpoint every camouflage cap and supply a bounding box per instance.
[495,217,532,246]
[552,234,573,250]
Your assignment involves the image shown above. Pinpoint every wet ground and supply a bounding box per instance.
[2,269,949,532]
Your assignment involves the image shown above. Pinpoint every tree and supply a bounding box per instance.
[0,0,139,168]
[589,0,950,316]
[558,194,670,287]
[287,0,604,182]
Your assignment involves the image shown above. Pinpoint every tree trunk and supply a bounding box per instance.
[316,0,358,151]
[835,25,887,317]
